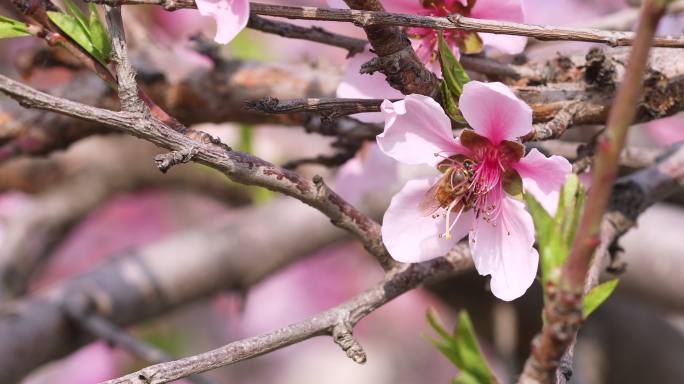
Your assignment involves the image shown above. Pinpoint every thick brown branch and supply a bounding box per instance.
[247,15,366,57]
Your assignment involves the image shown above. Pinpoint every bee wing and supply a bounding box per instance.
[418,181,443,216]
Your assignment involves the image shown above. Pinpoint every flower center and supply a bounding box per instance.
[428,145,514,239]
[407,1,479,62]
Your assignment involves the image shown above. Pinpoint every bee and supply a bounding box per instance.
[419,159,476,216]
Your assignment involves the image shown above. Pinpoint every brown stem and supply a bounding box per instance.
[85,1,684,48]
[247,15,366,57]
[518,1,671,382]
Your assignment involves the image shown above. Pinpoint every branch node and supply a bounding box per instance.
[359,56,383,75]
[154,147,199,173]
[332,322,367,364]
[245,96,280,113]
[184,130,232,152]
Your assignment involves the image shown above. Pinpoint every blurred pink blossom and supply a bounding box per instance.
[335,143,398,205]
[196,0,249,44]
[646,114,684,147]
[23,343,118,384]
[378,82,570,301]
[331,0,526,76]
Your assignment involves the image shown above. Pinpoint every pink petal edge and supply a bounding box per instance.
[514,149,572,215]
[469,196,538,301]
[382,177,473,263]
[459,81,533,145]
[378,95,468,166]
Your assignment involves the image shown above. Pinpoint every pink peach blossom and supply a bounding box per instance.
[378,81,571,301]
[196,0,249,44]
[329,0,527,76]
[405,0,527,75]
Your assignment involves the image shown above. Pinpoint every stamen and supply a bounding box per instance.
[440,199,464,240]
[446,205,466,235]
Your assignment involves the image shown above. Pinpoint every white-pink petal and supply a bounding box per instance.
[459,81,533,145]
[470,0,527,55]
[514,149,572,215]
[382,177,473,263]
[479,33,528,55]
[471,0,525,23]
[196,0,249,45]
[378,95,468,166]
[469,196,538,301]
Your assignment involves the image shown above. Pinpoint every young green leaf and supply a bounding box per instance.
[524,192,565,283]
[440,82,466,124]
[0,15,30,39]
[524,175,586,285]
[87,3,111,61]
[556,174,583,246]
[437,32,470,123]
[63,0,89,33]
[48,11,94,52]
[426,309,496,384]
[48,8,110,65]
[438,32,470,96]
[583,279,619,318]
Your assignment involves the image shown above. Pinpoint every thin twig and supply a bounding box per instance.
[64,295,216,384]
[246,97,384,118]
[0,74,397,270]
[518,1,671,382]
[86,1,684,48]
[247,15,366,57]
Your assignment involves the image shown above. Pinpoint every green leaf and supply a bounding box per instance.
[48,11,93,51]
[453,371,481,384]
[0,15,30,39]
[525,192,565,283]
[440,82,466,123]
[63,0,89,33]
[438,32,470,123]
[438,32,470,96]
[87,3,111,61]
[48,6,110,65]
[583,279,619,318]
[426,309,495,384]
[525,175,587,285]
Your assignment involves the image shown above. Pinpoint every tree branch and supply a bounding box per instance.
[247,15,366,57]
[64,295,216,384]
[99,244,474,384]
[519,1,672,382]
[87,1,684,48]
[0,73,396,270]
[246,97,384,119]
